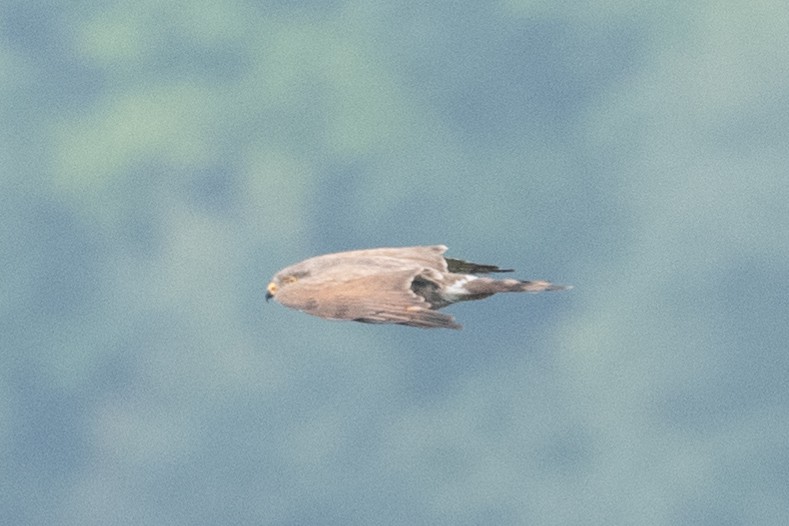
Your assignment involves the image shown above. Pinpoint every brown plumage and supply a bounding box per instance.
[265,245,570,329]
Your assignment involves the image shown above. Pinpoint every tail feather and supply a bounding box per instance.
[464,278,571,295]
[517,280,572,293]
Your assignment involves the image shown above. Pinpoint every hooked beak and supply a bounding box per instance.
[266,281,277,302]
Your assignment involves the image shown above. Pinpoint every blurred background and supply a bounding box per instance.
[2,1,788,524]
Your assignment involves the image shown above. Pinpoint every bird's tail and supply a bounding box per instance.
[464,278,571,296]
[514,280,572,293]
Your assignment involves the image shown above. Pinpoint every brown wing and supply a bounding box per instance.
[295,245,450,274]
[274,269,460,329]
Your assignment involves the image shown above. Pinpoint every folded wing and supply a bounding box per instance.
[274,269,461,329]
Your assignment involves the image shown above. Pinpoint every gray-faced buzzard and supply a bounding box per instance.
[265,245,569,329]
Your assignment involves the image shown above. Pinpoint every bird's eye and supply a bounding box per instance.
[267,282,278,295]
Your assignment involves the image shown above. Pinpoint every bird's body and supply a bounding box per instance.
[266,245,569,329]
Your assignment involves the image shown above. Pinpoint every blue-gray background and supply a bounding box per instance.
[3,1,788,525]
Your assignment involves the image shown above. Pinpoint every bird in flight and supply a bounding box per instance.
[266,245,570,329]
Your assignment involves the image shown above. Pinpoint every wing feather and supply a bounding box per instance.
[277,245,449,279]
[274,269,460,329]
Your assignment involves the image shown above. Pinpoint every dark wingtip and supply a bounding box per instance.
[445,257,515,274]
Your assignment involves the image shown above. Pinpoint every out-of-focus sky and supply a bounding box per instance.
[2,1,788,524]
